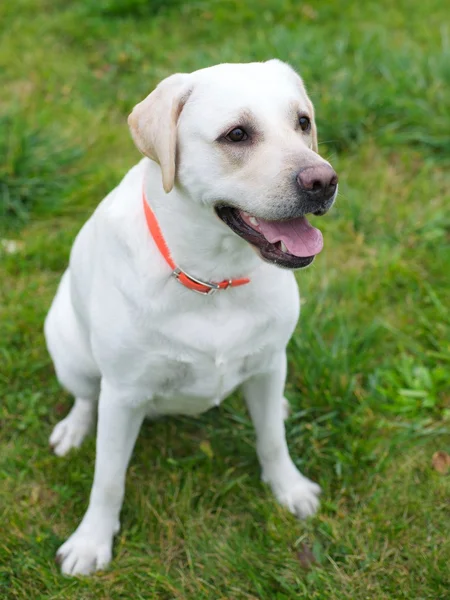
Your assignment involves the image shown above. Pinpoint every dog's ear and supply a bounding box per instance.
[311,120,318,153]
[128,74,192,193]
[306,99,318,153]
[266,61,319,154]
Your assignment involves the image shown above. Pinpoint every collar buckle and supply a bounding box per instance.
[143,185,250,295]
[172,267,221,296]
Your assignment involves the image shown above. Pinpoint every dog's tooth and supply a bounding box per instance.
[249,217,259,226]
[242,212,249,217]
[280,241,288,253]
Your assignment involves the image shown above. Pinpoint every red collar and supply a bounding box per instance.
[142,187,250,295]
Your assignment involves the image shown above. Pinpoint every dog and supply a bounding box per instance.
[45,59,338,576]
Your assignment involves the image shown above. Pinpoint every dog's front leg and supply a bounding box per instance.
[56,380,146,576]
[242,352,321,519]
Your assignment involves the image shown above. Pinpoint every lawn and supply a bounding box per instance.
[1,0,449,598]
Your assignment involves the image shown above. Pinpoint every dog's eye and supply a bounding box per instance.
[299,116,311,132]
[226,127,248,142]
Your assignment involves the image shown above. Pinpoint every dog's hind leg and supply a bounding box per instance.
[50,397,96,456]
[45,269,101,456]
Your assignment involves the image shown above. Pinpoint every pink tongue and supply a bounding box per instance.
[256,215,323,257]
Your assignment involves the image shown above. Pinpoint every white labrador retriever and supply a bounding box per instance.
[45,60,338,576]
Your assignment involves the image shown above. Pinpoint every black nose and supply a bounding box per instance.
[297,164,338,201]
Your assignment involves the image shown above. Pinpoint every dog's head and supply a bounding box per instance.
[128,60,338,269]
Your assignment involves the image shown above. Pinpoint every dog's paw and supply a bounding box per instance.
[276,477,321,518]
[56,526,113,576]
[267,472,321,519]
[50,409,93,457]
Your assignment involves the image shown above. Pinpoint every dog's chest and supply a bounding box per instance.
[142,305,277,415]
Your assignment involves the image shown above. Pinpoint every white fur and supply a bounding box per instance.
[45,60,335,576]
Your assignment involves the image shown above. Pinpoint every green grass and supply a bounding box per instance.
[1,0,450,598]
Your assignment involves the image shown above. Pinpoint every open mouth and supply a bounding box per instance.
[215,206,324,269]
